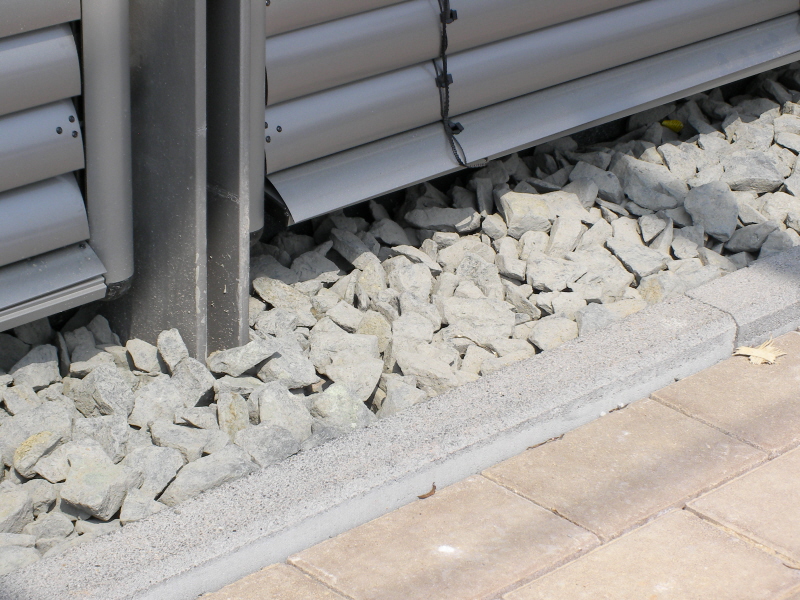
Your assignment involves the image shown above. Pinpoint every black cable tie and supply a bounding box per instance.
[447,121,464,135]
[435,73,454,88]
[441,9,457,24]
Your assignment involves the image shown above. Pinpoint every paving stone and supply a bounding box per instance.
[505,510,800,600]
[485,399,763,541]
[689,447,800,566]
[290,476,598,600]
[652,332,800,454]
[202,563,347,600]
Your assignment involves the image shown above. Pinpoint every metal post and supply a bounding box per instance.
[106,0,208,358]
[206,0,266,353]
[81,0,134,294]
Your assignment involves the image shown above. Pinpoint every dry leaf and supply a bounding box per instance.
[734,339,787,365]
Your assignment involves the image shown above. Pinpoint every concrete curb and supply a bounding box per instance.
[1,248,797,599]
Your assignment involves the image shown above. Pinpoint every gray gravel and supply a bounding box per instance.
[3,66,800,577]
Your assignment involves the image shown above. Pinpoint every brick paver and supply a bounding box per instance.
[653,332,800,454]
[201,564,346,600]
[504,509,800,600]
[484,399,764,541]
[689,446,800,567]
[289,475,598,600]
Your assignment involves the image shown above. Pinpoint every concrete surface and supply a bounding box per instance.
[688,246,800,347]
[6,252,800,600]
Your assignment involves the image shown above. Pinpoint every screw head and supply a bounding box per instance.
[265,0,270,5]
[265,136,271,143]
[69,116,75,123]
[276,126,282,133]
[72,131,78,138]
[56,127,63,134]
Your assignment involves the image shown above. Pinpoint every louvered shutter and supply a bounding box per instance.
[262,0,800,222]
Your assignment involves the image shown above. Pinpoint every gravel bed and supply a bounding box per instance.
[3,64,800,576]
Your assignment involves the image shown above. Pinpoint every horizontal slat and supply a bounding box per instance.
[266,0,641,106]
[0,175,89,268]
[0,276,106,332]
[265,0,799,174]
[0,25,81,118]
[265,0,408,37]
[0,243,105,316]
[0,0,81,39]
[0,99,84,193]
[269,14,800,223]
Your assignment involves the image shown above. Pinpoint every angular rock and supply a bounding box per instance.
[370,218,412,246]
[330,228,379,271]
[0,335,30,373]
[22,511,73,541]
[528,317,579,351]
[546,216,586,257]
[149,420,211,463]
[720,150,784,193]
[128,376,186,429]
[325,353,384,403]
[0,533,35,548]
[683,181,739,241]
[291,251,341,283]
[13,319,52,347]
[234,424,300,468]
[216,392,250,441]
[394,344,460,395]
[10,345,60,391]
[0,403,72,468]
[310,383,375,434]
[119,488,165,525]
[159,444,257,507]
[206,339,277,377]
[387,262,433,301]
[455,253,504,300]
[0,489,33,534]
[60,458,140,521]
[156,329,189,373]
[389,245,443,275]
[252,278,316,327]
[759,228,798,259]
[326,301,364,333]
[606,238,668,279]
[482,214,508,240]
[250,253,299,286]
[121,445,185,496]
[611,217,643,246]
[2,384,41,416]
[171,358,216,407]
[638,270,687,304]
[405,207,480,234]
[639,214,668,244]
[612,155,688,210]
[257,348,318,390]
[174,406,218,430]
[551,292,587,321]
[725,222,780,253]
[438,296,515,346]
[569,161,625,204]
[496,191,552,239]
[72,415,129,464]
[22,479,56,517]
[255,381,313,443]
[671,235,699,260]
[526,251,587,292]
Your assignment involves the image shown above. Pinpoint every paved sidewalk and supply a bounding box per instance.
[203,332,800,600]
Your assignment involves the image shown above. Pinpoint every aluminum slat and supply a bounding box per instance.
[266,0,641,106]
[0,0,81,39]
[265,0,407,38]
[0,99,84,194]
[264,0,799,174]
[0,243,105,315]
[0,175,90,268]
[269,14,800,223]
[0,24,81,118]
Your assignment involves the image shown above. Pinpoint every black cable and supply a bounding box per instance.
[433,0,486,169]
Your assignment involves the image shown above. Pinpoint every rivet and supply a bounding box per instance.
[69,116,75,123]
[265,0,270,5]
[264,121,268,128]
[79,242,86,249]
[276,126,282,132]
[265,136,271,143]
[56,127,63,134]
[72,131,78,138]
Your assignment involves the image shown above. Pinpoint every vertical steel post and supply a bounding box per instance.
[206,0,266,353]
[106,1,209,358]
[80,0,134,294]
